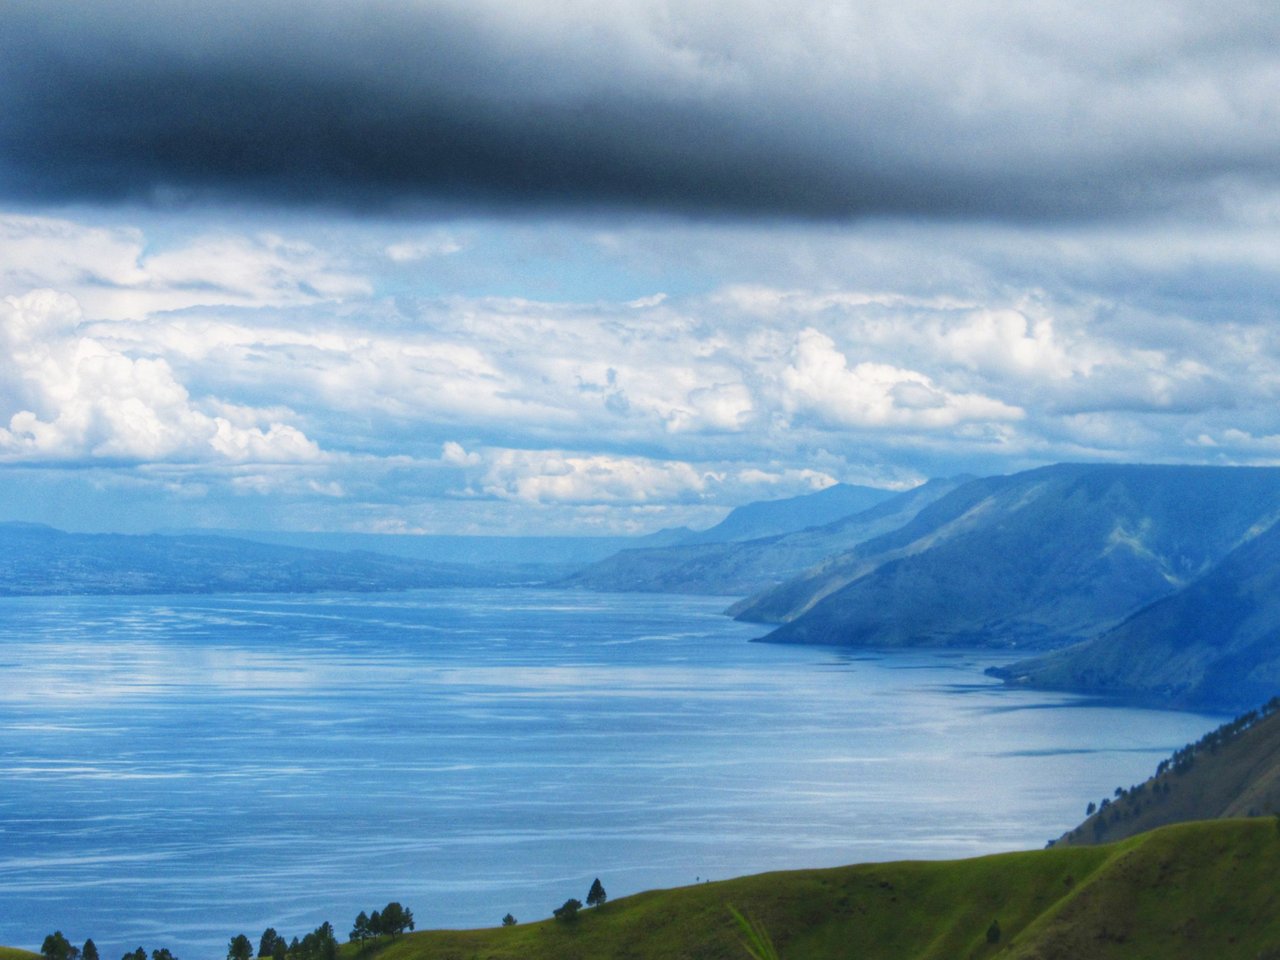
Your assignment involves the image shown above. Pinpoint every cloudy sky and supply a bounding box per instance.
[1,0,1278,535]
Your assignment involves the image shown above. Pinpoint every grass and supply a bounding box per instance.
[13,820,1280,960]
[318,818,1280,960]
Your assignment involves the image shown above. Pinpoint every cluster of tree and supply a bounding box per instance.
[1072,697,1280,835]
[42,934,175,960]
[231,922,337,960]
[349,902,415,943]
[40,934,104,960]
[41,899,418,960]
[552,879,607,923]
[1157,696,1280,778]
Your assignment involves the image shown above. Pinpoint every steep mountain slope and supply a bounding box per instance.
[562,477,966,596]
[0,523,525,596]
[1056,700,1280,846]
[738,463,1280,650]
[992,519,1280,708]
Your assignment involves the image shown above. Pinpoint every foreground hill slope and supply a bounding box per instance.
[563,477,966,596]
[740,463,1280,651]
[1057,700,1280,846]
[0,523,521,596]
[336,820,1279,960]
[991,520,1280,709]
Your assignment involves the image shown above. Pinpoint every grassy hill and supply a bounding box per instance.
[1058,700,1280,847]
[312,821,1279,960]
[11,821,1280,960]
[738,463,1280,652]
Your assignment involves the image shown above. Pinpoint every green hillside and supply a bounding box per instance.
[12,821,1280,960]
[1058,700,1280,847]
[314,820,1278,960]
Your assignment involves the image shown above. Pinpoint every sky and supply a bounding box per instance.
[0,0,1278,535]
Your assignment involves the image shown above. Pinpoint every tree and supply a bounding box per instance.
[1086,801,1096,816]
[553,899,582,922]
[986,919,1001,944]
[122,948,147,960]
[586,878,607,908]
[349,912,370,944]
[379,903,413,937]
[227,934,253,960]
[367,912,381,938]
[41,932,73,960]
[501,914,516,927]
[151,949,176,960]
[313,922,337,960]
[257,929,283,959]
[82,942,98,960]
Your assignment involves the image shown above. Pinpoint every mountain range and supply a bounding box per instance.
[561,478,965,596]
[0,523,521,595]
[991,517,1280,709]
[732,464,1280,662]
[9,462,1280,710]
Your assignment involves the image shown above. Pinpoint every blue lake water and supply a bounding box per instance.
[0,589,1222,958]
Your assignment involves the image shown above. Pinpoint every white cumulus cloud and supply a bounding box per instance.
[779,328,1024,429]
[0,290,324,465]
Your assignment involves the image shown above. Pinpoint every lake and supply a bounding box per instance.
[0,589,1222,958]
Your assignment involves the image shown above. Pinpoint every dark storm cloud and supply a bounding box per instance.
[3,0,1279,219]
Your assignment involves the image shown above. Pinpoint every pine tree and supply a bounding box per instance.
[586,878,607,908]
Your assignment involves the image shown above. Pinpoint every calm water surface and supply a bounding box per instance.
[0,589,1222,957]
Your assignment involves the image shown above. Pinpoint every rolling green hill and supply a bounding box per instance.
[1057,700,1280,847]
[738,463,1280,652]
[331,820,1280,960]
[12,821,1280,959]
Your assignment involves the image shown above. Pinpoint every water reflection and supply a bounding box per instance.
[0,589,1223,959]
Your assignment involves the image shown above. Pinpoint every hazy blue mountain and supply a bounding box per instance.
[740,463,1280,651]
[561,478,965,596]
[992,518,1280,709]
[181,526,695,567]
[0,523,542,596]
[682,482,895,544]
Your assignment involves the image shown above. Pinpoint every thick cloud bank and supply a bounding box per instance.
[3,0,1279,218]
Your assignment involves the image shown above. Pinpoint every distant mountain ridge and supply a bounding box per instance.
[562,478,967,596]
[680,482,895,544]
[738,463,1280,653]
[0,523,534,596]
[182,526,696,567]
